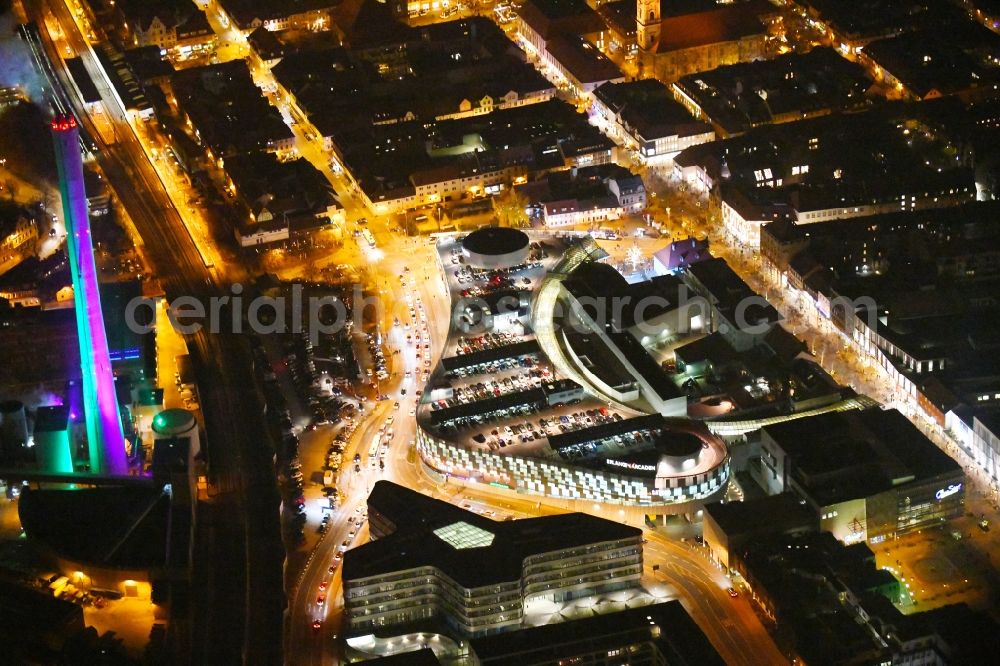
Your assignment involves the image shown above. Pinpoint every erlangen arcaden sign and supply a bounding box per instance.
[606,458,656,473]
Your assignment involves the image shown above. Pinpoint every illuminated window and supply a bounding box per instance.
[433,521,495,549]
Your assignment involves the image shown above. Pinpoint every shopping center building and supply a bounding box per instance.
[417,411,729,505]
[417,234,731,508]
[752,409,964,544]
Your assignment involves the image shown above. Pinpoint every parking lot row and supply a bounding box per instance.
[444,351,543,379]
[555,424,663,462]
[477,406,624,452]
[452,331,524,356]
[432,363,553,411]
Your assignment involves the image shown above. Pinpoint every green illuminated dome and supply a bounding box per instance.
[152,408,197,436]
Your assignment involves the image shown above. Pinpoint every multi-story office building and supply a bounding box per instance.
[357,600,725,665]
[467,600,724,665]
[343,482,643,639]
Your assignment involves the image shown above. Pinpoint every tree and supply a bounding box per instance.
[492,186,529,228]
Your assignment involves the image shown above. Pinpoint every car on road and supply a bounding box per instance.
[312,620,322,630]
[727,587,739,599]
[316,594,326,605]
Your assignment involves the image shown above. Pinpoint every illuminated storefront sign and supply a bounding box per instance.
[935,483,962,500]
[605,458,656,473]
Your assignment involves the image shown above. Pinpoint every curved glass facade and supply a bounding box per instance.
[415,427,729,505]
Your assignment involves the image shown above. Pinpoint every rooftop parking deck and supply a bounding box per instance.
[415,233,731,505]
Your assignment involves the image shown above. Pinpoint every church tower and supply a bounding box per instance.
[637,0,661,52]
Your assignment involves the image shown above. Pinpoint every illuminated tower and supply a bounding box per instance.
[637,0,661,52]
[51,114,128,475]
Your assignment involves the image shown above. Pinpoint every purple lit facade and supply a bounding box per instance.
[51,115,128,475]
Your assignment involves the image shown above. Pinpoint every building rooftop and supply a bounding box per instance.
[218,0,337,29]
[760,200,1000,381]
[763,200,1000,292]
[684,257,781,329]
[114,0,205,32]
[344,481,641,587]
[469,600,724,665]
[674,331,738,368]
[735,530,899,665]
[655,2,768,53]
[564,261,688,332]
[224,152,339,225]
[704,492,815,538]
[171,61,293,158]
[861,27,1000,99]
[595,79,710,141]
[673,47,871,135]
[545,34,623,85]
[563,331,637,392]
[761,408,962,504]
[322,98,606,203]
[610,330,685,401]
[0,307,79,387]
[272,19,552,133]
[100,279,151,365]
[801,0,974,43]
[674,107,977,213]
[19,486,173,569]
[362,650,443,665]
[0,580,83,656]
[653,237,712,272]
[523,163,639,210]
[462,227,530,257]
[247,27,286,61]
[516,0,606,41]
[64,57,100,104]
[121,46,176,84]
[33,405,70,433]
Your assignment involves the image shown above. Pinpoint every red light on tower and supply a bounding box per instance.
[51,114,78,132]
